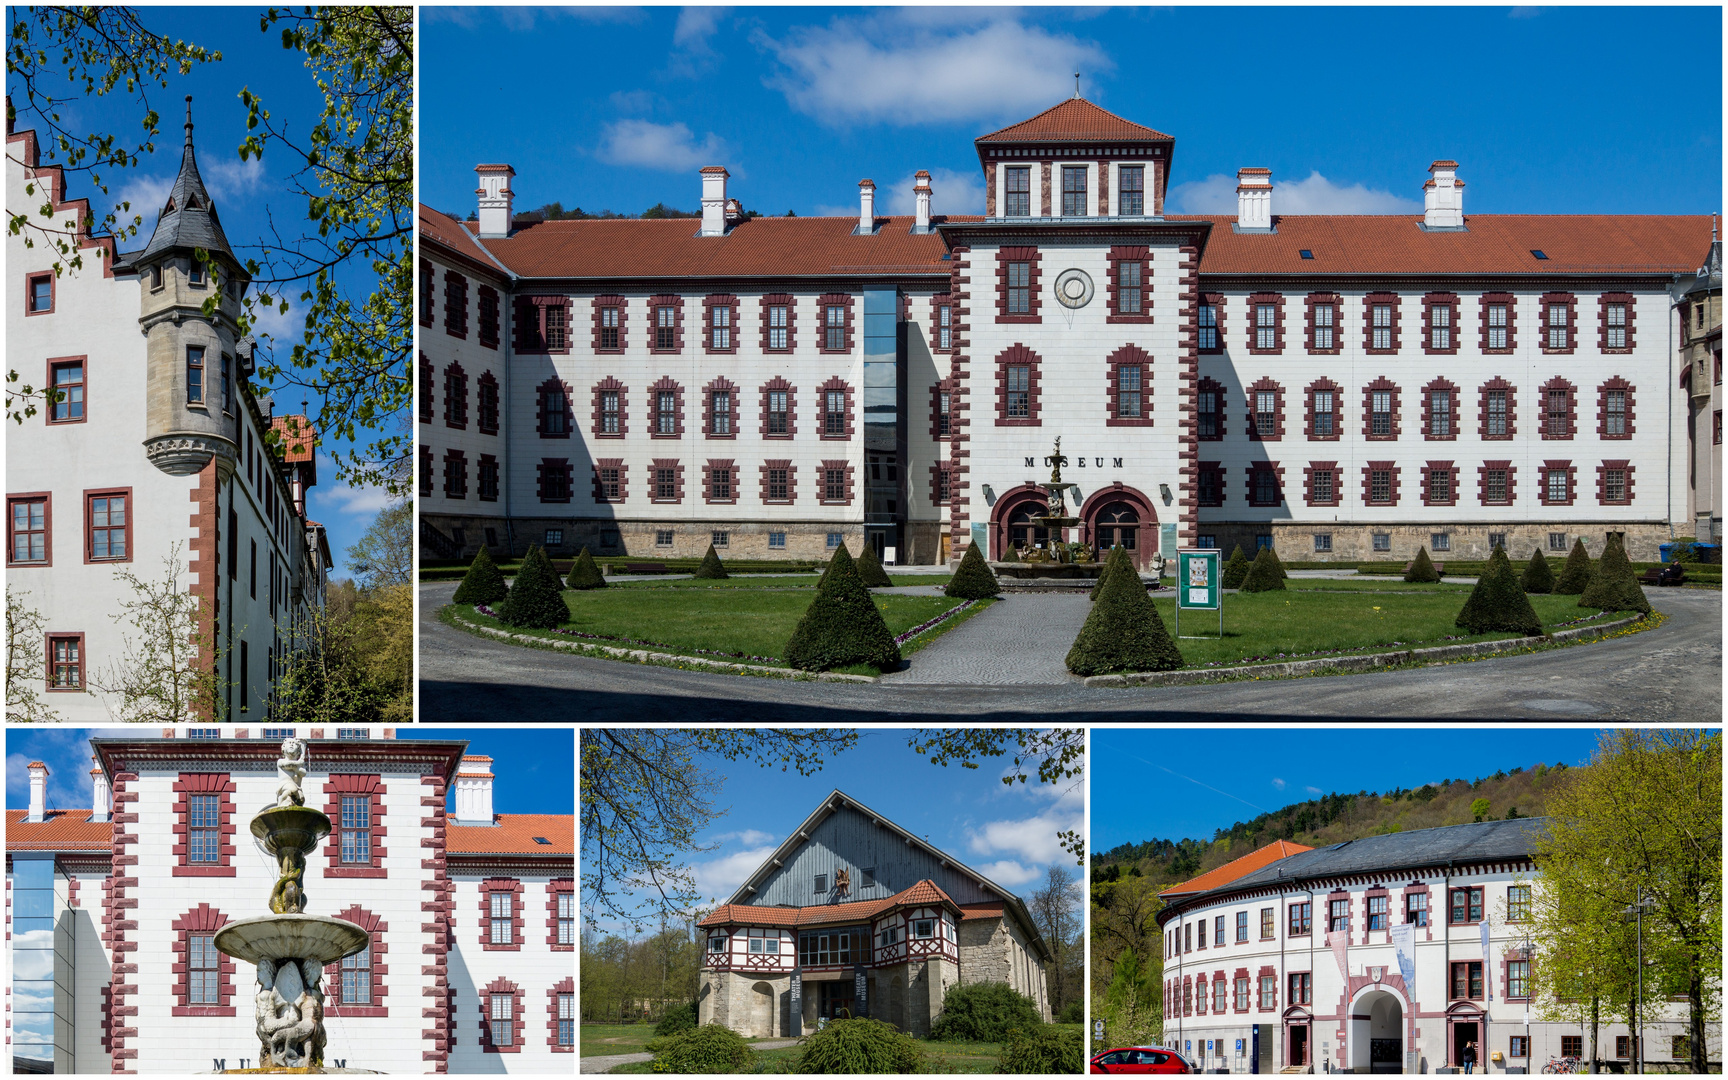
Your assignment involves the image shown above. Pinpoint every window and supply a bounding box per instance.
[1616,1037,1639,1061]
[49,360,83,422]
[1431,532,1450,552]
[710,390,731,435]
[540,460,572,504]
[1117,259,1142,314]
[1367,894,1388,931]
[1214,979,1228,1013]
[598,304,620,349]
[1371,303,1393,350]
[444,366,468,427]
[1604,390,1627,436]
[1370,390,1392,436]
[444,272,468,336]
[1508,959,1530,998]
[1260,907,1274,938]
[1254,390,1277,437]
[1329,898,1350,931]
[709,467,732,502]
[1562,1036,1583,1060]
[1288,973,1311,1006]
[1312,390,1334,436]
[1428,469,1453,505]
[1484,468,1509,504]
[189,934,220,1004]
[827,532,842,549]
[1406,892,1428,926]
[86,492,128,561]
[1451,961,1483,1000]
[1450,887,1483,924]
[1672,1036,1689,1061]
[1198,534,1217,550]
[1006,365,1030,418]
[1198,303,1218,351]
[490,993,515,1047]
[1214,915,1224,946]
[1259,975,1275,1009]
[825,389,847,435]
[707,931,727,953]
[1373,533,1391,552]
[10,497,47,564]
[748,928,780,954]
[1251,466,1280,506]
[656,390,678,435]
[1234,977,1249,1012]
[1198,465,1222,506]
[1429,302,1453,349]
[339,795,371,864]
[936,302,952,349]
[1117,364,1143,418]
[769,532,786,549]
[937,390,951,436]
[767,468,789,502]
[1313,301,1334,350]
[1006,261,1031,314]
[1509,1035,1529,1059]
[1604,301,1627,348]
[1235,911,1248,942]
[936,467,952,504]
[768,304,789,350]
[655,530,674,548]
[189,794,220,862]
[824,467,846,503]
[188,259,205,286]
[1428,390,1452,437]
[188,727,223,740]
[479,457,500,501]
[542,386,568,436]
[1183,923,1192,953]
[1546,388,1571,436]
[767,390,789,435]
[1488,532,1506,550]
[341,941,372,1004]
[47,634,81,689]
[595,464,621,501]
[600,390,620,434]
[1061,165,1087,216]
[490,891,515,944]
[27,272,53,313]
[655,304,677,351]
[1485,389,1508,436]
[1005,166,1031,216]
[825,304,846,351]
[813,873,828,894]
[420,446,433,497]
[1603,466,1627,503]
[479,288,500,348]
[709,302,731,350]
[1547,469,1569,504]
[1256,303,1277,350]
[1546,301,1570,348]
[655,466,677,501]
[187,345,205,404]
[1198,389,1220,438]
[1508,884,1530,921]
[1118,165,1144,215]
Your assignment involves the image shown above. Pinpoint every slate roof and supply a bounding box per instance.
[1162,839,1315,897]
[138,97,236,268]
[975,97,1173,144]
[5,809,114,852]
[698,879,960,929]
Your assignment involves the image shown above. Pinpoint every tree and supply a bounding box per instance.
[1521,548,1556,593]
[783,545,901,671]
[1239,546,1287,592]
[89,544,226,721]
[451,546,509,604]
[1578,532,1651,615]
[1554,538,1593,595]
[6,588,62,723]
[1455,546,1544,636]
[1470,797,1491,822]
[1030,865,1084,1017]
[269,584,397,723]
[345,498,412,589]
[1405,546,1441,582]
[347,582,411,720]
[495,545,567,629]
[945,541,1001,599]
[1066,546,1184,676]
[692,543,728,580]
[566,546,607,590]
[1221,545,1251,590]
[854,542,893,588]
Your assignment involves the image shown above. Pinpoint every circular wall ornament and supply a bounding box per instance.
[1054,268,1093,309]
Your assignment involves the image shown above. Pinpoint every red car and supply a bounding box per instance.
[1091,1046,1194,1074]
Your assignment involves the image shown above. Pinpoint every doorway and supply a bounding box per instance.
[1289,1025,1309,1068]
[1348,990,1404,1073]
[1452,1021,1480,1071]
[818,980,855,1021]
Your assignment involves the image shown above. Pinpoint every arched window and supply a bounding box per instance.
[1094,502,1140,552]
[1007,502,1049,551]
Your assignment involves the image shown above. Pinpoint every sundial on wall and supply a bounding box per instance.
[1053,268,1093,309]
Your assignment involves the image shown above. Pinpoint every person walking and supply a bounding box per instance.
[1462,1041,1478,1074]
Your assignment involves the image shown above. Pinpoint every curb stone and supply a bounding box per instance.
[1083,614,1642,687]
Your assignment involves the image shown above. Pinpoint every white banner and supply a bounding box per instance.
[1480,920,1493,1001]
[1390,922,1416,987]
[1327,928,1349,982]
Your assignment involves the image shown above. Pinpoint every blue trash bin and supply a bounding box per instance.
[1660,542,1681,564]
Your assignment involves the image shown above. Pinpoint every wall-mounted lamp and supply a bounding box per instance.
[982,484,996,506]
[1159,483,1172,504]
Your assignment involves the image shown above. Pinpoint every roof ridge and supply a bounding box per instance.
[975,97,1173,143]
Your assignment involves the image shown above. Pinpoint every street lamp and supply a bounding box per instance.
[1622,891,1658,1075]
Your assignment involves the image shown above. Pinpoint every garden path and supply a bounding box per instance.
[883,592,1090,685]
[580,1040,801,1073]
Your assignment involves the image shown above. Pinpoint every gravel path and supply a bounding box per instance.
[884,594,1089,685]
[581,1039,801,1073]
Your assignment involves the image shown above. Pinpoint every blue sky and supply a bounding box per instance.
[4,6,400,578]
[421,7,1720,224]
[5,727,572,817]
[1092,726,1614,856]
[588,729,1083,935]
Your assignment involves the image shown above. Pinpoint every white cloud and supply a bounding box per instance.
[666,7,728,77]
[692,844,777,901]
[249,294,303,347]
[308,453,393,518]
[1169,170,1421,216]
[597,119,730,173]
[1272,778,1287,790]
[883,166,985,217]
[204,155,265,202]
[609,89,657,115]
[757,15,1111,126]
[112,173,174,242]
[1306,786,1324,795]
[975,859,1040,887]
[965,806,1081,867]
[713,829,774,847]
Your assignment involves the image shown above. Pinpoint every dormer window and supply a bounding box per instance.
[1005,166,1031,217]
[164,196,176,213]
[1119,166,1144,216]
[186,194,200,210]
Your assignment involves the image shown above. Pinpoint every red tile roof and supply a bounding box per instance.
[270,415,316,464]
[957,902,1005,921]
[1163,840,1314,897]
[976,98,1173,144]
[698,879,963,928]
[5,809,114,852]
[445,814,572,856]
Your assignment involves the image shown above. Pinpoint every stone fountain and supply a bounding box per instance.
[212,739,370,1072]
[993,436,1164,589]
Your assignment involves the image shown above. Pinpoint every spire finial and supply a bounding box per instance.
[184,94,194,148]
[1074,71,1081,99]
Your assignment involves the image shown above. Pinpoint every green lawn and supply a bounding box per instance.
[608,1035,1022,1074]
[610,573,951,590]
[1283,578,1475,593]
[580,1023,660,1057]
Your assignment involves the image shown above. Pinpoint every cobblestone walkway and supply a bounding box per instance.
[885,593,1090,685]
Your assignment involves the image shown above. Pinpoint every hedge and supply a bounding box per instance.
[855,542,894,588]
[1455,546,1544,636]
[494,546,568,629]
[945,542,1001,599]
[928,981,1044,1044]
[650,1023,756,1074]
[566,546,608,590]
[1579,532,1652,615]
[692,544,729,580]
[450,546,508,605]
[1553,538,1593,595]
[1239,546,1287,592]
[784,545,903,671]
[1066,546,1184,675]
[1519,549,1555,594]
[1221,545,1251,590]
[793,1017,923,1074]
[1404,547,1442,583]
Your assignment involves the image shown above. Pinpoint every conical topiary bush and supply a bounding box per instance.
[692,543,728,580]
[1239,546,1287,592]
[1579,532,1651,615]
[1405,546,1441,583]
[496,545,570,629]
[1221,545,1252,590]
[855,542,893,588]
[784,545,902,672]
[1089,546,1130,601]
[566,546,608,590]
[1267,544,1289,580]
[1456,546,1545,636]
[945,541,1001,599]
[1065,546,1184,676]
[1553,538,1592,595]
[451,545,509,605]
[1519,549,1555,594]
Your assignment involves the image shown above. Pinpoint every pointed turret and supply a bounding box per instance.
[138,96,237,269]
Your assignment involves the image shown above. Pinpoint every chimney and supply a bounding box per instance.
[1424,160,1465,229]
[453,755,495,826]
[913,171,933,233]
[27,761,48,823]
[474,163,516,238]
[858,179,876,235]
[1236,168,1272,231]
[698,166,730,237]
[90,759,110,824]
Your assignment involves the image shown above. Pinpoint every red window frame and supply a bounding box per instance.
[46,356,86,424]
[548,880,575,951]
[1541,292,1577,354]
[650,377,686,439]
[321,773,387,878]
[1197,461,1224,507]
[443,361,468,429]
[1305,292,1341,354]
[995,248,1042,324]
[443,270,469,339]
[418,353,433,424]
[1479,378,1517,440]
[9,492,52,566]
[592,459,626,504]
[1599,292,1635,353]
[703,459,737,505]
[1106,245,1153,323]
[703,377,739,439]
[1364,292,1401,353]
[649,459,684,504]
[536,378,574,439]
[1597,378,1635,439]
[1197,378,1225,440]
[173,773,237,877]
[1246,292,1285,354]
[591,377,627,439]
[1197,294,1225,354]
[1421,461,1457,507]
[761,294,797,352]
[817,293,856,351]
[592,294,627,353]
[481,978,525,1053]
[1362,461,1401,507]
[1423,291,1459,354]
[817,378,854,440]
[1105,344,1153,426]
[761,379,797,439]
[418,259,435,327]
[516,296,574,354]
[323,906,388,1016]
[45,631,83,691]
[480,879,526,951]
[478,454,499,502]
[1597,460,1635,506]
[1304,378,1341,441]
[819,460,855,505]
[1541,378,1577,440]
[703,293,739,354]
[1246,378,1284,441]
[1480,293,1517,353]
[171,904,237,1016]
[477,285,500,349]
[1363,378,1401,440]
[537,458,574,504]
[25,270,54,316]
[1539,460,1577,507]
[996,344,1042,427]
[477,372,500,435]
[1244,462,1284,508]
[761,460,795,505]
[930,294,954,350]
[1478,461,1516,506]
[1422,378,1460,441]
[550,978,576,1051]
[1303,462,1340,508]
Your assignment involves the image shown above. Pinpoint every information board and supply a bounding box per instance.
[1177,549,1221,609]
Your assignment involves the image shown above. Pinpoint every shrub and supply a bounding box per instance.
[794,1017,923,1074]
[1267,544,1289,580]
[929,981,1044,1043]
[1579,532,1652,615]
[945,541,1001,599]
[1066,546,1184,675]
[495,546,569,629]
[1221,545,1251,590]
[651,1023,756,1074]
[693,544,729,580]
[1055,1001,1084,1025]
[1455,546,1544,636]
[996,1023,1083,1075]
[1239,547,1287,593]
[655,1001,699,1037]
[566,546,608,590]
[784,545,903,671]
[1089,546,1130,601]
[855,542,893,588]
[1519,549,1555,594]
[1404,546,1442,583]
[1553,538,1593,595]
[450,546,509,605]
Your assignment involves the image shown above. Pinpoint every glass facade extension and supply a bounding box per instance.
[11,853,70,1072]
[862,287,904,558]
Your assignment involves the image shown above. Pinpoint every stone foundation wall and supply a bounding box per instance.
[1201,520,1674,563]
[956,916,1050,1021]
[698,970,790,1038]
[421,513,884,563]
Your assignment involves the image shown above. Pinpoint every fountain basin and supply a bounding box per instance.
[251,806,332,855]
[214,914,369,967]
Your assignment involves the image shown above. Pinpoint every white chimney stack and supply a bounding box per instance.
[858,178,876,235]
[1424,160,1465,229]
[453,755,495,826]
[699,166,730,237]
[27,761,49,823]
[1236,168,1272,231]
[90,759,110,823]
[913,170,933,233]
[474,163,516,238]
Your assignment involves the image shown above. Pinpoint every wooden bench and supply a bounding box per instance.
[612,562,672,575]
[1640,565,1686,587]
[1403,561,1445,575]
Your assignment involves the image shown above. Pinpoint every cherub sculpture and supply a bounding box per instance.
[274,737,308,808]
[254,960,301,1065]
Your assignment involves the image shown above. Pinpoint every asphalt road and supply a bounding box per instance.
[417,583,1721,723]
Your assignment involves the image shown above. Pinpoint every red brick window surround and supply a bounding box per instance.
[171,904,236,1016]
[1541,377,1577,440]
[444,270,468,339]
[1541,292,1577,354]
[550,978,576,1051]
[548,880,575,950]
[477,285,499,350]
[1479,461,1516,506]
[443,361,468,430]
[1481,293,1517,353]
[323,905,388,1016]
[480,878,525,951]
[442,450,467,501]
[1305,292,1341,354]
[173,773,237,877]
[817,377,855,439]
[650,459,685,504]
[819,460,856,505]
[1197,378,1225,440]
[648,294,685,354]
[649,376,685,438]
[1479,378,1517,440]
[418,353,433,424]
[818,293,856,352]
[321,773,386,878]
[46,356,85,424]
[1539,460,1577,506]
[592,459,626,504]
[996,247,1043,324]
[1304,462,1340,507]
[1421,461,1458,507]
[930,294,955,350]
[930,379,954,439]
[1363,461,1402,507]
[1197,293,1225,354]
[1597,377,1635,439]
[479,454,499,502]
[537,458,573,504]
[477,372,499,435]
[1107,245,1154,323]
[1423,292,1459,354]
[704,377,739,438]
[761,294,796,352]
[1597,460,1635,506]
[1364,292,1401,353]
[703,460,737,504]
[9,492,52,566]
[1245,462,1284,507]
[929,465,954,507]
[703,293,739,354]
[1422,377,1460,440]
[1363,378,1401,440]
[1599,292,1635,353]
[761,460,796,505]
[591,377,627,438]
[536,377,574,438]
[1106,345,1153,426]
[514,295,572,354]
[26,270,55,316]
[761,378,797,438]
[592,295,627,353]
[1305,378,1341,441]
[418,259,434,327]
[996,344,1043,426]
[83,487,131,564]
[482,978,525,1053]
[44,631,82,691]
[1246,292,1285,354]
[1246,377,1285,441]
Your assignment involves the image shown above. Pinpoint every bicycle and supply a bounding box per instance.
[1541,1057,1583,1074]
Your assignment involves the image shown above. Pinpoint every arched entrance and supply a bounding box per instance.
[1079,484,1158,568]
[989,485,1052,560]
[1348,988,1404,1074]
[1283,1007,1312,1070]
[751,981,775,1036]
[1447,1002,1484,1072]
